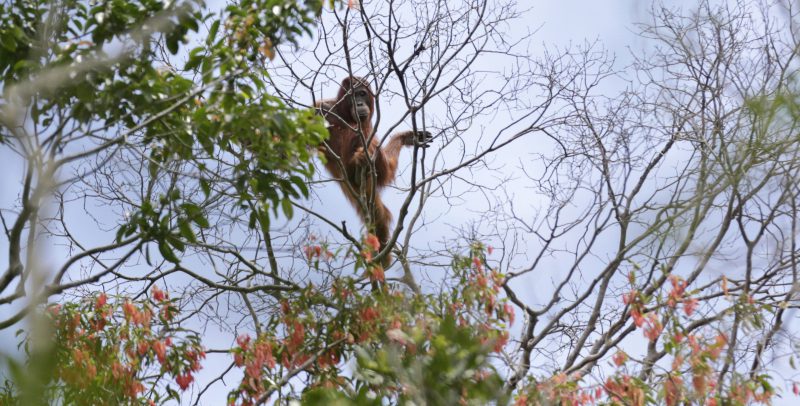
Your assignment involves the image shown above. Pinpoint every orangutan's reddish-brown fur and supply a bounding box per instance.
[316,76,431,265]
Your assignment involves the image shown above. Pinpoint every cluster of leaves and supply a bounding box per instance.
[0,0,329,264]
[1,287,204,404]
[309,243,513,405]
[513,272,784,406]
[1,243,514,405]
[221,243,512,405]
[0,0,203,122]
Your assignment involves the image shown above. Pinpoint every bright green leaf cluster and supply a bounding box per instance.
[1,0,329,263]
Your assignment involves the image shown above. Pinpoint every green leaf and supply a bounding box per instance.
[199,179,211,197]
[248,211,257,229]
[195,215,209,229]
[185,47,204,70]
[256,208,270,230]
[201,56,213,83]
[115,224,128,243]
[0,35,17,52]
[166,385,180,400]
[182,202,201,218]
[166,35,179,54]
[207,20,219,45]
[158,241,180,263]
[167,235,186,252]
[178,220,197,243]
[12,59,38,72]
[281,198,293,218]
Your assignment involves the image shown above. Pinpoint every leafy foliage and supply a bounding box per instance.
[1,289,204,404]
[226,243,512,405]
[0,0,328,264]
[2,1,799,405]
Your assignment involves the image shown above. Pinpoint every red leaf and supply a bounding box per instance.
[175,373,194,390]
[96,293,108,308]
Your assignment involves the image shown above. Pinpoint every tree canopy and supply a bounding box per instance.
[1,0,800,405]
